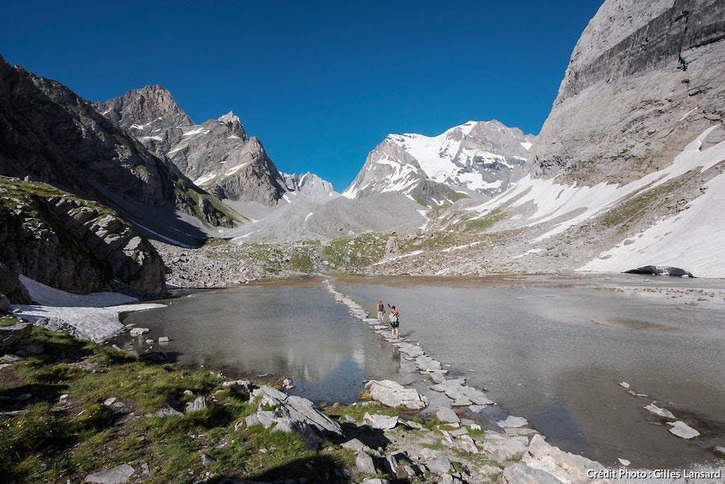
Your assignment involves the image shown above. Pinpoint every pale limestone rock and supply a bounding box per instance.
[667,421,700,439]
[365,379,428,410]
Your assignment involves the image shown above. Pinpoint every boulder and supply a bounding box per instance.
[355,451,377,475]
[435,406,460,424]
[185,396,207,413]
[522,434,607,483]
[365,379,428,410]
[501,463,562,484]
[0,322,31,351]
[363,413,399,430]
[252,386,342,435]
[84,463,135,484]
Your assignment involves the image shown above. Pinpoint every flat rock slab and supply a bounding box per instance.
[501,463,562,484]
[436,406,460,424]
[668,421,700,439]
[364,413,399,430]
[644,403,676,420]
[394,342,424,357]
[84,464,135,484]
[356,451,377,475]
[415,355,443,373]
[481,434,529,462]
[497,416,529,428]
[523,434,608,483]
[365,379,428,410]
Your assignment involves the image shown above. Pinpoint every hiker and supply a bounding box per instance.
[388,305,400,339]
[376,300,386,323]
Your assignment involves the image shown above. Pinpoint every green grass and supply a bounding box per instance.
[323,402,399,423]
[322,232,388,270]
[465,207,507,231]
[0,315,21,327]
[0,326,353,482]
[598,180,682,233]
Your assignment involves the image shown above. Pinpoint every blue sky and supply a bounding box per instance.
[1,0,602,191]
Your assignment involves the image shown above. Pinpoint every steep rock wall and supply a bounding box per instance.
[532,0,725,184]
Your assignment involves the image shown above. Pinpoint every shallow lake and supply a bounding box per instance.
[122,274,725,469]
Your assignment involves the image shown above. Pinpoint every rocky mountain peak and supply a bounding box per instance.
[217,111,247,140]
[283,172,338,202]
[96,84,193,130]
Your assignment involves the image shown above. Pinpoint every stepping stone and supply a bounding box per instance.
[644,403,676,420]
[497,416,528,428]
[436,406,460,424]
[667,421,700,439]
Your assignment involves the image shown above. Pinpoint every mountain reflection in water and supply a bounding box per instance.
[121,279,401,403]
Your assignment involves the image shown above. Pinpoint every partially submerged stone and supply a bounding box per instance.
[644,402,676,420]
[667,421,700,439]
[497,416,529,428]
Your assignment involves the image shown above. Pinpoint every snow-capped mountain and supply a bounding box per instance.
[343,120,535,204]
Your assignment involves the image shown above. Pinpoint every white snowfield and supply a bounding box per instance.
[11,275,165,343]
[469,126,725,278]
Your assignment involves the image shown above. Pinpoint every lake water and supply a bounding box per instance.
[120,279,403,404]
[121,274,725,469]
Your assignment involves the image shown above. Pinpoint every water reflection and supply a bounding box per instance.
[121,280,401,403]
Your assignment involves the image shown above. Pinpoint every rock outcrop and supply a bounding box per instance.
[531,0,725,185]
[283,171,338,202]
[0,177,165,297]
[0,56,233,245]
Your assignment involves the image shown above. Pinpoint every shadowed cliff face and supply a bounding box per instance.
[0,56,235,245]
[532,0,725,185]
[0,178,166,297]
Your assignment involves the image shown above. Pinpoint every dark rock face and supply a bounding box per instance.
[531,0,725,185]
[0,56,230,245]
[624,265,694,277]
[0,262,30,304]
[0,178,166,297]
